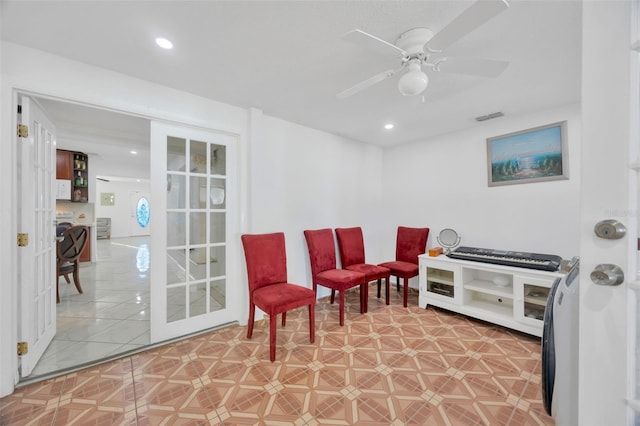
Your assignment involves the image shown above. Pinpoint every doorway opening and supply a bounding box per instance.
[24,96,152,380]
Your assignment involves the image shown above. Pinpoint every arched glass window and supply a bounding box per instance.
[136,197,150,228]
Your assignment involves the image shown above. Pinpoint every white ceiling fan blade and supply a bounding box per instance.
[427,0,509,52]
[436,57,509,77]
[342,29,406,58]
[336,68,401,99]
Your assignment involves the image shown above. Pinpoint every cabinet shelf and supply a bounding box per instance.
[524,296,547,307]
[426,268,454,285]
[427,276,454,285]
[464,279,513,298]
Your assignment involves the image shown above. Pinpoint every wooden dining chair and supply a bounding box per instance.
[241,232,316,361]
[56,225,89,303]
[335,227,390,310]
[304,228,367,326]
[379,226,430,307]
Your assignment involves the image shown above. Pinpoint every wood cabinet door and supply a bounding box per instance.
[56,150,73,180]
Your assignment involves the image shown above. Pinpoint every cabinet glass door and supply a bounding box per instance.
[426,267,456,299]
[514,276,552,324]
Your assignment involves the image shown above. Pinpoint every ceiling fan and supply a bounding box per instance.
[336,0,510,99]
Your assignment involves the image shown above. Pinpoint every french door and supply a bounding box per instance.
[17,95,57,376]
[150,122,238,342]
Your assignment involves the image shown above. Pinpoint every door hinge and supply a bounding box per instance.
[17,233,28,247]
[17,124,28,138]
[17,341,28,356]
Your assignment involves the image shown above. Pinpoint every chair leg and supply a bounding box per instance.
[377,279,381,298]
[360,283,368,314]
[330,289,336,304]
[282,312,287,327]
[63,274,71,284]
[247,303,255,338]
[396,276,400,292]
[270,313,277,362]
[72,269,83,294]
[339,291,345,326]
[403,277,409,308]
[309,303,315,343]
[56,277,60,304]
[385,277,390,305]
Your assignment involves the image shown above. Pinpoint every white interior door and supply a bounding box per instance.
[17,95,57,377]
[150,121,237,342]
[130,191,151,236]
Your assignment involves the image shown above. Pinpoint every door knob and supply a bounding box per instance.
[590,264,624,286]
[594,219,626,239]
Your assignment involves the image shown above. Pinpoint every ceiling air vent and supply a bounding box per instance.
[475,111,504,122]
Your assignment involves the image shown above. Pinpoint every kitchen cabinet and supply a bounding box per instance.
[56,150,73,180]
[71,153,89,202]
[56,150,89,202]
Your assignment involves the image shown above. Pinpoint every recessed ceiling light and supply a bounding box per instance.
[155,37,173,50]
[384,123,394,130]
[130,150,137,155]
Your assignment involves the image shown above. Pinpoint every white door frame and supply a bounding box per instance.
[0,86,246,397]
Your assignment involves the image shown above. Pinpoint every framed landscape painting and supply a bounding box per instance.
[487,121,568,187]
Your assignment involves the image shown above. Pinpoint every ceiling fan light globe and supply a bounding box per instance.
[398,69,428,96]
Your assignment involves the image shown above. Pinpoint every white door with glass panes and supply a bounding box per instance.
[150,122,238,342]
[17,95,57,377]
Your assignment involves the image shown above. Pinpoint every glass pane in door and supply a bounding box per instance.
[167,137,186,171]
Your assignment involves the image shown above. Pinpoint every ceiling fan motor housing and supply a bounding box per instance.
[395,28,434,55]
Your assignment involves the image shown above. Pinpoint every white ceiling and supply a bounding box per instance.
[1,0,582,149]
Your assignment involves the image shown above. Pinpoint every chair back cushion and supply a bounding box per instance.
[56,222,72,237]
[335,227,365,267]
[396,226,430,264]
[304,229,337,278]
[57,225,89,263]
[241,232,288,292]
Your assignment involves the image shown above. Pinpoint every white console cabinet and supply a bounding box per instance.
[418,254,565,337]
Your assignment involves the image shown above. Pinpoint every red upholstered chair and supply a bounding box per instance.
[335,227,390,310]
[241,232,316,362]
[379,226,430,307]
[304,228,367,326]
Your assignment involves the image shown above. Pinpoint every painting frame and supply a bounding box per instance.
[486,121,568,187]
[100,192,115,206]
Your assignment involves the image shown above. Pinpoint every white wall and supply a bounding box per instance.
[248,112,384,297]
[381,103,581,264]
[94,179,151,238]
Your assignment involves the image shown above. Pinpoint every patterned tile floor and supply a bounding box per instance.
[1,285,554,425]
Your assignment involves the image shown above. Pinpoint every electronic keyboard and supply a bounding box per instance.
[447,246,562,272]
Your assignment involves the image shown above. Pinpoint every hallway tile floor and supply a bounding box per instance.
[2,285,554,425]
[32,237,151,377]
